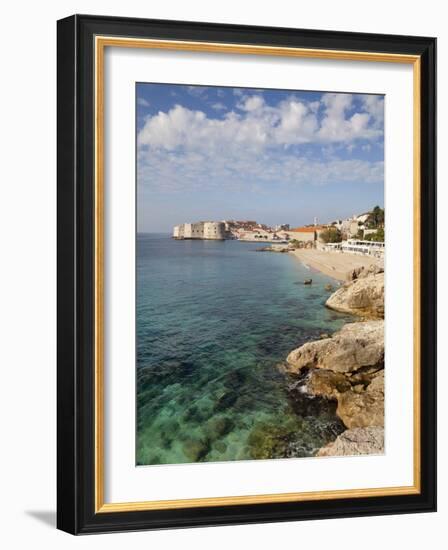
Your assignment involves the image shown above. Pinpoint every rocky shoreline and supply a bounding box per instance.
[284,264,385,457]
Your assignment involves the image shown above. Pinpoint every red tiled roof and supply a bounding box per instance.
[290,227,317,233]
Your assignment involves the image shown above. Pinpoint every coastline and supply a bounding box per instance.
[290,248,383,282]
[137,235,384,462]
[284,264,385,457]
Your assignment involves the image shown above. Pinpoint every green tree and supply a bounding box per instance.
[367,206,385,228]
[320,227,342,243]
[364,227,385,242]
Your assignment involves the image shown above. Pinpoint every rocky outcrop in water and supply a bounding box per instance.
[285,319,384,455]
[317,426,384,457]
[283,268,385,456]
[286,320,384,375]
[336,370,384,429]
[326,271,384,318]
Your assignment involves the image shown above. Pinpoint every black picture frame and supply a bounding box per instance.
[57,14,436,535]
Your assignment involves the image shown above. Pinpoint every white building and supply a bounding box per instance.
[356,213,370,224]
[274,224,290,232]
[203,222,226,240]
[173,221,225,240]
[333,216,362,237]
[183,222,205,239]
[341,239,385,258]
[173,225,183,239]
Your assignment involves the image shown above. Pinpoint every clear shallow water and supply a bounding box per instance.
[136,234,351,465]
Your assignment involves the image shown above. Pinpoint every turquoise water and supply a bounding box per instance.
[136,234,351,465]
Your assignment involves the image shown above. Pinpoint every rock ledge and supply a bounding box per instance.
[317,427,384,456]
[326,272,384,319]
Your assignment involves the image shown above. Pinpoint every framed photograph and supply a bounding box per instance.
[57,14,436,534]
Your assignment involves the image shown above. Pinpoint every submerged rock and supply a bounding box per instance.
[287,376,344,419]
[203,416,234,439]
[214,441,227,454]
[326,272,384,318]
[247,423,294,460]
[182,438,210,462]
[317,426,384,457]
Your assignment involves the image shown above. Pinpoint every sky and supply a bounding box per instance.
[136,83,384,233]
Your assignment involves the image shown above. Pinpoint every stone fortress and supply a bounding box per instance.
[172,212,384,258]
[173,221,226,240]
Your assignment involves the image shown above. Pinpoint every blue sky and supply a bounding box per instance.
[136,83,384,232]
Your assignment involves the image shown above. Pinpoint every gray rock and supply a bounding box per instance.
[317,426,384,456]
[303,369,352,398]
[286,320,384,375]
[357,264,384,279]
[285,321,384,431]
[326,272,384,318]
[337,370,384,428]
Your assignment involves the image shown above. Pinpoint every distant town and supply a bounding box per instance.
[173,207,385,259]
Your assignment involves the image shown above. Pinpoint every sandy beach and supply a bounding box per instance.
[291,248,383,282]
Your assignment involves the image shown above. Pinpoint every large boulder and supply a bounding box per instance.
[326,272,384,318]
[357,264,384,279]
[336,370,384,428]
[285,320,384,431]
[286,320,384,375]
[304,369,352,398]
[346,263,384,282]
[317,426,384,457]
[292,366,384,429]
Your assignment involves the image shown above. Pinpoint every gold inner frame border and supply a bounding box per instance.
[94,36,421,513]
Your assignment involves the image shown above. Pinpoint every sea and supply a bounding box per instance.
[136,233,352,465]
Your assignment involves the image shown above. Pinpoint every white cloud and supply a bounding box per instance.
[185,86,208,98]
[138,144,383,195]
[137,93,384,193]
[273,99,318,144]
[362,95,384,127]
[238,95,265,112]
[211,102,226,111]
[317,93,381,142]
[137,97,150,107]
[138,93,383,154]
[137,104,268,153]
